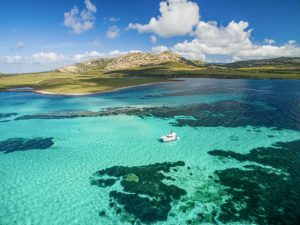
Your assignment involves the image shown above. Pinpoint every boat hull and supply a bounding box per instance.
[160,136,179,142]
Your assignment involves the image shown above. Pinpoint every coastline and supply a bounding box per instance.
[33,81,170,96]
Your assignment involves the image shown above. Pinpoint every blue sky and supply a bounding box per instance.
[0,0,300,73]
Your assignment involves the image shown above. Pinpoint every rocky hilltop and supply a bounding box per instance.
[105,51,196,70]
[57,51,198,73]
[57,58,112,73]
[56,52,300,75]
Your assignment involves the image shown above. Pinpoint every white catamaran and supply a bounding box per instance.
[160,131,180,142]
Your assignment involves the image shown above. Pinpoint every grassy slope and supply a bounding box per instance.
[107,63,300,79]
[222,58,300,78]
[0,72,165,95]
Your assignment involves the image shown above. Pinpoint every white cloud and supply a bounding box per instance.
[128,0,300,61]
[43,42,75,50]
[235,41,300,60]
[0,49,145,73]
[264,39,275,45]
[1,49,142,65]
[64,0,97,34]
[129,50,143,53]
[150,35,158,44]
[16,41,25,50]
[73,50,104,62]
[31,52,67,64]
[109,17,119,22]
[0,52,67,65]
[91,39,101,48]
[194,21,252,54]
[9,41,25,51]
[84,0,96,12]
[172,45,206,60]
[106,25,120,39]
[173,20,300,61]
[108,50,142,57]
[128,0,200,37]
[2,55,25,64]
[152,45,168,53]
[109,50,123,55]
[172,21,253,59]
[288,40,296,45]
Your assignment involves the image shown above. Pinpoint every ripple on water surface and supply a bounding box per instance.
[0,78,300,225]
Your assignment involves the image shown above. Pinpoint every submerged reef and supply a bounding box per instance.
[0,113,17,123]
[14,100,300,131]
[0,120,10,123]
[208,139,300,225]
[91,161,187,223]
[0,137,54,154]
[0,112,17,123]
[0,113,17,119]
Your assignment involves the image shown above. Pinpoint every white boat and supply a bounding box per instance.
[160,131,179,142]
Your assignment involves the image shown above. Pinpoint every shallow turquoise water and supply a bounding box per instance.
[0,78,300,225]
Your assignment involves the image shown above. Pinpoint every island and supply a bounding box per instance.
[1,51,300,95]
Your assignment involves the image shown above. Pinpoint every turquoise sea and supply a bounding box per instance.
[0,78,300,225]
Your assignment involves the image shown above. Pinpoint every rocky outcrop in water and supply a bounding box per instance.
[208,139,300,224]
[91,161,187,223]
[14,100,300,131]
[0,113,17,119]
[0,137,54,154]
